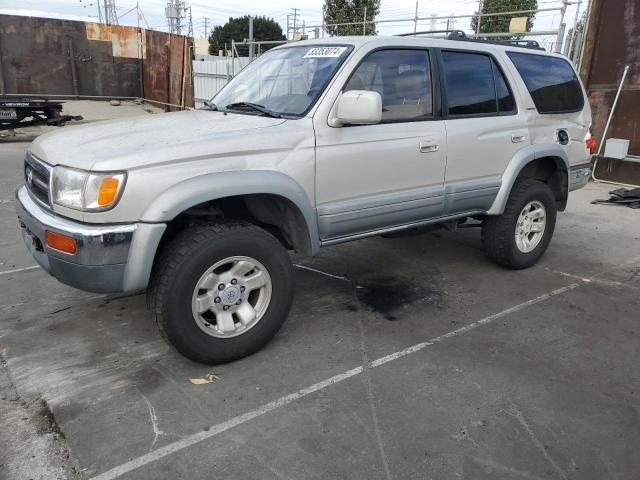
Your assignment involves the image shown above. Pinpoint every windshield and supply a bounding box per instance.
[211,45,352,117]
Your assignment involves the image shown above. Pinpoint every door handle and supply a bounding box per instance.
[511,134,526,143]
[419,142,439,153]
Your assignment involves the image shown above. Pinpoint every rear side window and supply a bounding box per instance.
[507,52,584,114]
[442,51,516,116]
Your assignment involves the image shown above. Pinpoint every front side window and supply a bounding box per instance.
[344,49,433,122]
[507,52,584,114]
[212,45,351,117]
[442,51,516,116]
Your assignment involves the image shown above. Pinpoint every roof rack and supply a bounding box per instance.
[395,29,545,51]
[396,29,467,39]
[492,39,544,50]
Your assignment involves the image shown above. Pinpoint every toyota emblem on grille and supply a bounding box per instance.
[26,168,34,186]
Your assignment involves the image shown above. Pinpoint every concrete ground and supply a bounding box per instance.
[0,100,163,143]
[1,126,640,479]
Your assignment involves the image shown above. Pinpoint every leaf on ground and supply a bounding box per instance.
[189,373,220,385]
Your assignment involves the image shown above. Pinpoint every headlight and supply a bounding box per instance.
[52,166,126,211]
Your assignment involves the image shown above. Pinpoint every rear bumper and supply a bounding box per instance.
[15,186,165,293]
[569,163,592,192]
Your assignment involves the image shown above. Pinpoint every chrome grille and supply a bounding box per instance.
[24,153,52,209]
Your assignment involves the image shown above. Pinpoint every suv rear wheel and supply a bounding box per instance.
[148,222,294,364]
[481,179,557,269]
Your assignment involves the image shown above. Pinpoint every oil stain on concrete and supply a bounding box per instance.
[354,276,442,321]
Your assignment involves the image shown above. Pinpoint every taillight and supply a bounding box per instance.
[586,136,597,154]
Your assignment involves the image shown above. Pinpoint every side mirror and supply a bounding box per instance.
[335,90,382,126]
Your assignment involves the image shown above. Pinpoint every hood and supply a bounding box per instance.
[30,109,287,171]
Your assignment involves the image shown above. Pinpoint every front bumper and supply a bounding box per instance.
[15,186,165,293]
[569,162,593,192]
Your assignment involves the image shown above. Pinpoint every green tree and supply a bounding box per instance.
[208,16,286,56]
[471,0,538,35]
[323,0,381,36]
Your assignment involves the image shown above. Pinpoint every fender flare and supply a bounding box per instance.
[140,170,320,254]
[487,144,570,215]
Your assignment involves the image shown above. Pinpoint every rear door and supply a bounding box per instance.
[439,49,533,214]
[314,48,447,241]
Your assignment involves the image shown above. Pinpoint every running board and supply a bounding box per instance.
[320,211,485,246]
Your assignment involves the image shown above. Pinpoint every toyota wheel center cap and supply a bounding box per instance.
[221,286,241,305]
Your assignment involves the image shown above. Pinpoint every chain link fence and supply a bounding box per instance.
[195,5,582,103]
[303,6,575,56]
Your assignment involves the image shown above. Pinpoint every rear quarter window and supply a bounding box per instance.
[507,52,584,114]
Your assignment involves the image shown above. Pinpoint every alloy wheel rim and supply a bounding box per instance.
[515,200,547,253]
[191,256,272,338]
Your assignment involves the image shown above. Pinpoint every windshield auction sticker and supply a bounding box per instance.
[303,47,347,58]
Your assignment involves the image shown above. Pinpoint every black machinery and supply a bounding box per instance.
[1,96,83,131]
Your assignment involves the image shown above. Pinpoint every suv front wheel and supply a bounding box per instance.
[481,178,557,269]
[148,222,294,364]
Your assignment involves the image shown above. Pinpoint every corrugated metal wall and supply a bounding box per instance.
[193,57,251,108]
[0,14,193,109]
[580,0,640,183]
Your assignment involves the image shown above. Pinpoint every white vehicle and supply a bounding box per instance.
[16,34,595,363]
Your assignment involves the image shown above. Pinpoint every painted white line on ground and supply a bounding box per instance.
[546,269,625,287]
[293,264,349,281]
[90,283,579,480]
[0,265,40,276]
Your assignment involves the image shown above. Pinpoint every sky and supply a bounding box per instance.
[0,0,583,39]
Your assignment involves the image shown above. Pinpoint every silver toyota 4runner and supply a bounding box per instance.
[16,36,594,364]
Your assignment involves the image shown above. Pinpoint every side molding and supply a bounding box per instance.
[140,170,320,254]
[487,144,569,215]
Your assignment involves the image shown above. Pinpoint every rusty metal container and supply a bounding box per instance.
[580,0,640,184]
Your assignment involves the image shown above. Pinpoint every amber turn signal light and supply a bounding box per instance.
[97,177,120,206]
[45,230,77,254]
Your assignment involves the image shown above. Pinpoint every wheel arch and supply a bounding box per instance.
[487,144,569,215]
[141,170,320,256]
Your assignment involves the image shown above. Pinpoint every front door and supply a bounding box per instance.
[314,48,447,241]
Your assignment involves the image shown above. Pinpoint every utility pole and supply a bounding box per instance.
[249,16,254,60]
[429,14,437,31]
[413,1,419,33]
[203,17,210,38]
[104,0,118,25]
[476,0,483,34]
[165,0,188,35]
[290,8,300,36]
[362,6,367,36]
[447,13,455,30]
[187,7,193,38]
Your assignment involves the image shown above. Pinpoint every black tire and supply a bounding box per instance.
[148,222,294,364]
[481,178,557,269]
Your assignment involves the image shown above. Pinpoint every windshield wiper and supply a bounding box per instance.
[224,102,281,118]
[203,100,218,110]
